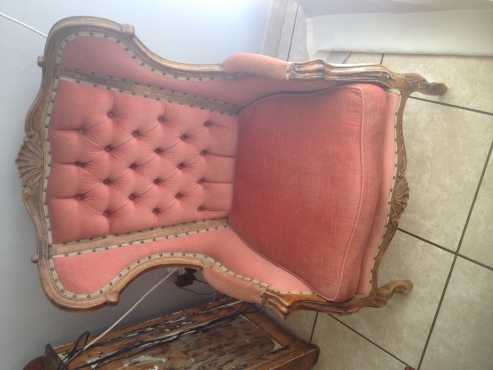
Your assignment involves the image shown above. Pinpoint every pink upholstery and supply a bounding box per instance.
[62,36,334,105]
[53,228,312,295]
[223,53,288,80]
[46,77,312,299]
[230,85,399,302]
[48,80,237,243]
[42,31,401,304]
[358,91,400,296]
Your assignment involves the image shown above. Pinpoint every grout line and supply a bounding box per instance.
[309,312,319,343]
[399,227,493,272]
[397,228,455,254]
[457,254,493,272]
[416,251,457,369]
[342,51,352,64]
[329,315,413,368]
[286,4,299,62]
[453,135,493,258]
[417,136,493,369]
[398,226,493,273]
[409,96,493,117]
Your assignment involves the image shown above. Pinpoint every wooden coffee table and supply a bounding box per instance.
[24,298,319,369]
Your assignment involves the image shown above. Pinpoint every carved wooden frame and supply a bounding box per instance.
[16,16,447,315]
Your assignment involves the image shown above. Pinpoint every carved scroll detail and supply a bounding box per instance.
[287,60,395,85]
[403,73,448,95]
[288,60,448,96]
[16,131,44,198]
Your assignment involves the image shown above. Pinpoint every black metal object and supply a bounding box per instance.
[174,268,198,287]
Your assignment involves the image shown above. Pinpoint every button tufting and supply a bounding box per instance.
[46,83,241,246]
[75,193,86,201]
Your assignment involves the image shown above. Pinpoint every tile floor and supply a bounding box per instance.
[267,3,493,370]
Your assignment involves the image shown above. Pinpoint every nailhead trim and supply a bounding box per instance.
[48,218,314,299]
[54,219,230,256]
[49,249,314,300]
[69,31,235,81]
[368,96,401,284]
[42,77,60,246]
[59,70,239,116]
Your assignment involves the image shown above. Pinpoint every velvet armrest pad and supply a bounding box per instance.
[223,53,289,80]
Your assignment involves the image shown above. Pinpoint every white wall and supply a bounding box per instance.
[0,1,270,368]
[299,0,493,16]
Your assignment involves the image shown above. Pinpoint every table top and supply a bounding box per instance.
[42,297,319,370]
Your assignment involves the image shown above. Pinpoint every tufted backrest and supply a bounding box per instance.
[47,79,238,244]
[44,31,337,245]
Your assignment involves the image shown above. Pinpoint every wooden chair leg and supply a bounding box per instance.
[417,81,448,96]
[403,73,447,96]
[372,280,413,307]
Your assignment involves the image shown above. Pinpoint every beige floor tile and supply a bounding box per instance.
[399,99,493,249]
[268,309,316,342]
[383,54,493,113]
[346,53,382,64]
[461,155,493,268]
[312,315,404,370]
[301,51,381,65]
[340,231,453,366]
[309,50,350,64]
[421,258,493,370]
[287,5,309,62]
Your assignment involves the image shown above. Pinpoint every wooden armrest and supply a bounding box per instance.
[287,59,447,96]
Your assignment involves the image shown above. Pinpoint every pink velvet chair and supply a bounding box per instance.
[17,17,446,316]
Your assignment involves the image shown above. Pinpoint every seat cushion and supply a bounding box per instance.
[230,84,400,302]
